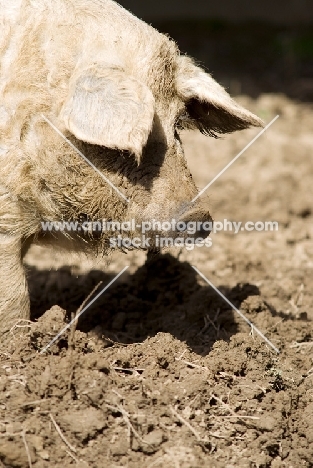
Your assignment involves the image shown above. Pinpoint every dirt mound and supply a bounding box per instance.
[1,253,312,468]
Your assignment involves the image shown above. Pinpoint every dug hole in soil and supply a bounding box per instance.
[0,94,312,468]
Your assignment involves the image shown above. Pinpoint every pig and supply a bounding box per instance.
[0,0,263,342]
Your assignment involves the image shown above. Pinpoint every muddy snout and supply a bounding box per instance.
[176,208,213,239]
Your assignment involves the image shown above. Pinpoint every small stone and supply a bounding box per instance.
[142,430,165,454]
[38,450,50,460]
[257,414,277,431]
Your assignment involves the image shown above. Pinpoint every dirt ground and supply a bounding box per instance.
[0,93,312,468]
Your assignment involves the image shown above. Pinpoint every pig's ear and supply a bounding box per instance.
[176,56,263,136]
[60,64,155,159]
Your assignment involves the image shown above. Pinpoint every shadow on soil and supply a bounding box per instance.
[27,253,261,355]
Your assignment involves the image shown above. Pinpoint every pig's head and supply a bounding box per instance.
[56,40,263,247]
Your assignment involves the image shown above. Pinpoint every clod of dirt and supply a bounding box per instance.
[132,429,166,454]
[30,305,67,351]
[57,407,107,442]
[110,437,129,456]
[257,413,279,431]
[0,440,36,468]
[241,295,269,314]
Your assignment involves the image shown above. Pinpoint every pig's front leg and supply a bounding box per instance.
[0,234,30,344]
[0,188,30,344]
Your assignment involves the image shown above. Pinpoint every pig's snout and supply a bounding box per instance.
[176,205,213,239]
[177,210,213,239]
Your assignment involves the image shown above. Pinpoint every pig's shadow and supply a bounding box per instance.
[27,253,260,355]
